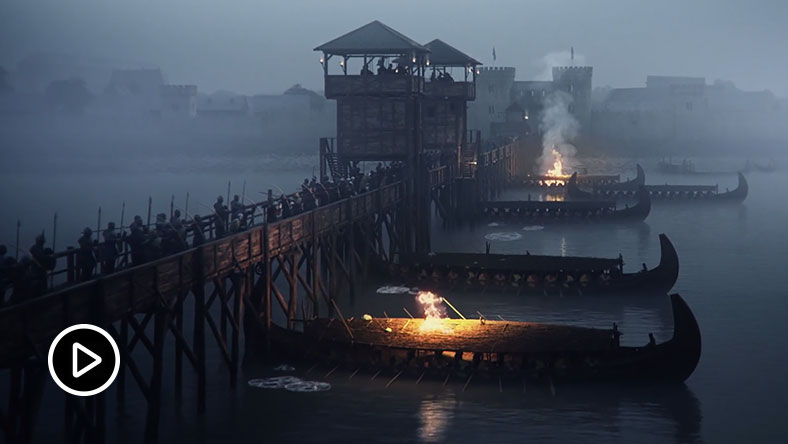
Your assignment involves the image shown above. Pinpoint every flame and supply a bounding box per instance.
[546,148,564,177]
[417,291,450,332]
[542,147,570,186]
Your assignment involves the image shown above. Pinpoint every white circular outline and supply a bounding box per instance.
[47,323,120,397]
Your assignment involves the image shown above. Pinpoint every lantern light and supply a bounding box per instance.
[319,57,324,65]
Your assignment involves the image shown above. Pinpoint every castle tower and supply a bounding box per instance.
[468,66,516,138]
[159,85,197,119]
[551,66,593,130]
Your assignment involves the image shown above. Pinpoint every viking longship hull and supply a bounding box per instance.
[268,294,701,384]
[478,187,651,223]
[376,234,678,295]
[515,174,621,189]
[569,172,748,203]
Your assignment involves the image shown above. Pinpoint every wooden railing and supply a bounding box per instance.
[0,182,404,365]
[424,81,475,100]
[324,75,424,98]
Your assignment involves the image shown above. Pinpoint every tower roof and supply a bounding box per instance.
[424,39,481,67]
[315,20,428,56]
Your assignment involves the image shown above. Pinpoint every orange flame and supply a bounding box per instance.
[417,291,449,332]
[546,148,565,177]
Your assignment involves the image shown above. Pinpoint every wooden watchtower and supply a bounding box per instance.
[315,21,430,253]
[422,39,481,178]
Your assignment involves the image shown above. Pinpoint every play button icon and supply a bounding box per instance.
[73,342,102,378]
[48,324,119,397]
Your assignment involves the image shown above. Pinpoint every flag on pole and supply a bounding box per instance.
[492,47,497,62]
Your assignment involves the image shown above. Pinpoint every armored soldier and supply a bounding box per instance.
[213,196,229,238]
[127,215,147,265]
[102,222,119,274]
[230,194,243,221]
[191,215,206,247]
[77,228,96,281]
[29,233,54,291]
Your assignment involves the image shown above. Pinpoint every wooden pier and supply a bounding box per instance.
[0,21,522,444]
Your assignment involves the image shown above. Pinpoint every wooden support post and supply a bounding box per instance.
[329,232,337,317]
[219,278,228,345]
[174,292,184,400]
[288,253,298,329]
[263,226,272,339]
[311,239,319,319]
[230,270,243,388]
[193,251,207,414]
[117,317,128,407]
[347,223,356,303]
[144,310,166,444]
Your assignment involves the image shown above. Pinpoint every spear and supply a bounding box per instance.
[170,194,175,219]
[184,192,190,217]
[147,196,152,227]
[96,207,102,239]
[241,180,247,203]
[120,202,126,230]
[226,180,231,205]
[15,219,20,259]
[96,207,102,275]
[50,212,57,287]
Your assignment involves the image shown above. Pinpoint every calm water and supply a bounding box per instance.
[2,155,787,443]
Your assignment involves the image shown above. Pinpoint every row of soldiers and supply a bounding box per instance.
[1,165,403,305]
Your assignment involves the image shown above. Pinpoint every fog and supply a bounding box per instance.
[2,0,787,96]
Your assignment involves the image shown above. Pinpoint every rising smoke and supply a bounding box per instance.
[538,90,580,175]
[536,50,587,81]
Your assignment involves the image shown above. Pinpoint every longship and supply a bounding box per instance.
[568,171,748,202]
[478,186,651,223]
[378,233,678,295]
[270,293,701,384]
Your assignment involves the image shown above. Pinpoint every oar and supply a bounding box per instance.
[15,219,20,259]
[442,297,466,320]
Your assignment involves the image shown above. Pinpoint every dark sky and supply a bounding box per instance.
[1,0,786,96]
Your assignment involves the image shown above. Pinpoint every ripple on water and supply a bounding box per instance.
[248,377,331,393]
[484,232,523,241]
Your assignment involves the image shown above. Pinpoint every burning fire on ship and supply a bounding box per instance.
[417,291,451,332]
[541,146,571,186]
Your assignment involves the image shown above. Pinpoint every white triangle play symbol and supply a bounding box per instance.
[72,342,102,378]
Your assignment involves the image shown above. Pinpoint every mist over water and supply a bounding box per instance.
[4,154,787,443]
[2,1,788,443]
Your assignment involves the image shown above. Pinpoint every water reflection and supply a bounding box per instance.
[407,383,702,444]
[417,395,455,443]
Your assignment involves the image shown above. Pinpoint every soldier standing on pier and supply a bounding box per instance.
[266,200,278,222]
[102,222,119,275]
[280,195,293,219]
[29,233,54,292]
[213,196,229,238]
[169,210,188,252]
[0,245,11,303]
[191,215,206,247]
[230,195,243,222]
[127,215,147,265]
[77,228,96,281]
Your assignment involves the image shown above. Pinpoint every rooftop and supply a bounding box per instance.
[423,39,481,67]
[315,20,428,56]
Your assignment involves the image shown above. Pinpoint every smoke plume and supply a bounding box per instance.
[538,90,580,175]
[536,50,587,81]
